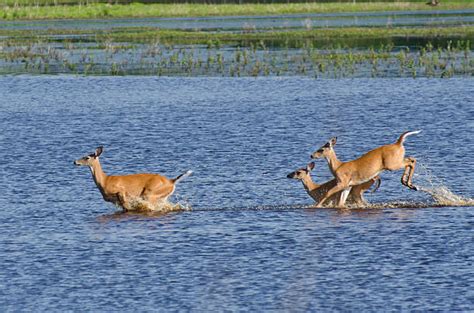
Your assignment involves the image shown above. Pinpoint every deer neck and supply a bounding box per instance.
[89,159,108,192]
[300,175,319,193]
[325,149,343,175]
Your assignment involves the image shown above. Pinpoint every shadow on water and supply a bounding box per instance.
[97,209,183,223]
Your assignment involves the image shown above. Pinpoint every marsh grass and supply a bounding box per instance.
[0,37,471,77]
[1,21,472,77]
[3,26,474,46]
[1,2,474,20]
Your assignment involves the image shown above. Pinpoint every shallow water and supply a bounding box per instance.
[1,9,473,32]
[0,76,473,310]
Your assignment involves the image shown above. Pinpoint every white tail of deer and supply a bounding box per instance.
[74,146,192,211]
[311,131,420,208]
[287,162,380,207]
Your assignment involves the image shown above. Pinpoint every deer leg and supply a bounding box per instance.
[349,184,367,206]
[315,182,348,208]
[351,188,366,206]
[338,187,352,209]
[405,157,417,190]
[401,164,411,186]
[401,157,418,190]
[117,192,133,212]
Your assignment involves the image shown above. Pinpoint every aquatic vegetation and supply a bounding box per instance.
[0,21,472,77]
[0,37,472,78]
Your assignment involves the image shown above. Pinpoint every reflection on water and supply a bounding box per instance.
[0,76,473,311]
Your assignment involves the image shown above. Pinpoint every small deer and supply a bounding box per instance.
[287,162,380,207]
[74,146,192,211]
[310,131,420,208]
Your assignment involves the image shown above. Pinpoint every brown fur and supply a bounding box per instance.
[74,147,188,211]
[311,131,420,208]
[287,163,379,207]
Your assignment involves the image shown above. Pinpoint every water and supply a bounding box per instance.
[0,76,473,310]
[1,9,473,32]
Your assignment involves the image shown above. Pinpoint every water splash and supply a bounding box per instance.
[414,163,474,206]
[127,197,192,213]
[418,185,474,206]
[306,162,474,210]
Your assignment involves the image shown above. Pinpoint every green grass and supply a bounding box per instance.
[3,26,473,46]
[1,2,474,20]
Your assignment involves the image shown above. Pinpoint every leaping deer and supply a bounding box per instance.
[310,131,420,208]
[287,162,380,207]
[74,146,192,211]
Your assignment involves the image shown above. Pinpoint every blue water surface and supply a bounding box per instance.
[0,76,473,311]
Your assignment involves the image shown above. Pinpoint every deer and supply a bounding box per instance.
[310,131,420,208]
[311,136,382,185]
[287,162,380,207]
[74,146,192,211]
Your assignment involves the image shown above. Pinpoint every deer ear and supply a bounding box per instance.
[330,137,337,147]
[95,146,103,157]
[307,162,315,171]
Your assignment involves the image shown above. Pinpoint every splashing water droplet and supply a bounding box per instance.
[413,163,474,206]
[127,197,192,213]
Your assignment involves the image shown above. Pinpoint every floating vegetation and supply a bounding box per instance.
[0,37,472,78]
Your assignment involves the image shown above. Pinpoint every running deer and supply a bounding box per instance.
[311,136,381,184]
[74,147,192,211]
[287,162,380,206]
[310,131,420,208]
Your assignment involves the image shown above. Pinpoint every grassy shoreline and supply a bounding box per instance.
[3,26,473,46]
[1,2,474,20]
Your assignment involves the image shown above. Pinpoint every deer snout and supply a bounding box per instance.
[287,172,296,179]
[311,150,322,159]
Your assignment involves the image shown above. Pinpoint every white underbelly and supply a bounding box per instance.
[351,171,380,185]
